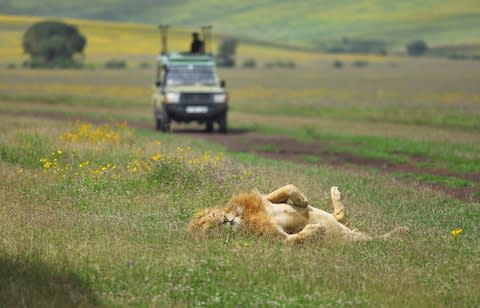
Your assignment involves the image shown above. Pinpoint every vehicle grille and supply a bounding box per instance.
[180,93,213,104]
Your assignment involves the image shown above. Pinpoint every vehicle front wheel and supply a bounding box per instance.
[218,114,227,133]
[155,115,170,132]
[206,121,214,133]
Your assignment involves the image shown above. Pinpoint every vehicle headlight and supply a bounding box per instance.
[164,92,180,103]
[213,93,227,103]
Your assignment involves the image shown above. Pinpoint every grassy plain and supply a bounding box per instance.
[1,61,480,306]
[1,56,480,190]
[1,14,480,307]
[1,116,479,306]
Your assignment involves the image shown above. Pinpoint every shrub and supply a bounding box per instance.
[406,40,428,56]
[139,61,151,69]
[217,37,237,68]
[352,60,369,68]
[84,63,96,70]
[325,38,387,54]
[6,63,17,69]
[105,59,127,69]
[333,60,343,68]
[22,57,82,69]
[242,58,256,68]
[264,60,296,69]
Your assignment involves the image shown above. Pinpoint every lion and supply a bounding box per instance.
[188,185,409,244]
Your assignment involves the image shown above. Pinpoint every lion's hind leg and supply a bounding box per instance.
[284,224,326,244]
[266,184,309,207]
[331,186,348,225]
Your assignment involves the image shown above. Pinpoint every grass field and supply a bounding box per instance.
[1,57,479,185]
[1,14,480,307]
[1,115,479,306]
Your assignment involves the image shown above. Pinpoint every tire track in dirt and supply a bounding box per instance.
[3,110,479,202]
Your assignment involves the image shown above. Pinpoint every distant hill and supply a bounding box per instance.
[2,0,480,52]
[4,14,396,65]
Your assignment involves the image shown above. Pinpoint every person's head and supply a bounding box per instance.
[192,32,199,40]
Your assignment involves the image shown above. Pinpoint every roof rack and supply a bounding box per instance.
[158,24,213,55]
[156,52,215,67]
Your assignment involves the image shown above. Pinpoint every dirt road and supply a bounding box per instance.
[5,110,479,202]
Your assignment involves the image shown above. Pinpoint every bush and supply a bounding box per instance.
[217,37,237,68]
[105,59,127,69]
[448,54,464,60]
[84,63,96,70]
[325,38,387,55]
[6,63,17,69]
[242,58,256,68]
[22,57,82,69]
[406,40,428,56]
[264,60,296,69]
[333,60,343,68]
[139,61,151,69]
[216,57,235,68]
[352,60,369,68]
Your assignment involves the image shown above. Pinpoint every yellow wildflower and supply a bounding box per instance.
[150,154,161,161]
[451,227,463,238]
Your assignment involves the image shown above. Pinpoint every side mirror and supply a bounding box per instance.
[220,80,226,88]
[155,80,162,87]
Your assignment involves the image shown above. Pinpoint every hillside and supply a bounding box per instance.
[0,14,392,65]
[2,0,480,51]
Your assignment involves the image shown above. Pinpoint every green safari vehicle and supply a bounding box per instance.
[152,51,228,133]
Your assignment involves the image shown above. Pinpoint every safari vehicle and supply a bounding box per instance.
[152,26,228,133]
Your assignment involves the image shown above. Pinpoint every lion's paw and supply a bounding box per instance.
[330,186,342,201]
[294,194,309,207]
[285,224,325,244]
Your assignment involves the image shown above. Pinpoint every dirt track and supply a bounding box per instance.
[5,110,479,202]
[175,127,479,202]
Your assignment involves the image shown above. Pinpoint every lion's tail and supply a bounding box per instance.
[377,227,410,240]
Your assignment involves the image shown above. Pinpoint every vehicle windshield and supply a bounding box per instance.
[165,65,217,86]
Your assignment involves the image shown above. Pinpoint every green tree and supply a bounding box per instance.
[22,21,86,68]
[406,40,428,56]
[217,37,237,67]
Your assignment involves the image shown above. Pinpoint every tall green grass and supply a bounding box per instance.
[1,117,479,306]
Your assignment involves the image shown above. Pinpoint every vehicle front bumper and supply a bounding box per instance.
[161,103,228,122]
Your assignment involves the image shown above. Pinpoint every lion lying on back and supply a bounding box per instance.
[188,185,409,244]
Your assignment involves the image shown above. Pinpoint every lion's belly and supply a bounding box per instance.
[265,203,350,235]
[265,203,309,234]
[306,206,351,233]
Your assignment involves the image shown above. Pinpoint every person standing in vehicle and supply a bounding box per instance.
[190,32,204,53]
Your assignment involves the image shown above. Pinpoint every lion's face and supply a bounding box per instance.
[188,205,244,234]
[223,206,243,231]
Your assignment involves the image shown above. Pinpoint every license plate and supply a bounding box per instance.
[186,106,208,114]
